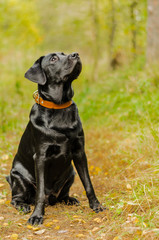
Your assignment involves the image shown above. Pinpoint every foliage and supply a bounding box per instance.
[0,0,159,239]
[0,0,41,54]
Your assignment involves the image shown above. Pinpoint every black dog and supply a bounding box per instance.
[6,52,104,225]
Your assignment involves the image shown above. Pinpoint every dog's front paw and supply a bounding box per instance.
[11,200,31,213]
[59,196,80,206]
[93,204,106,213]
[27,215,43,225]
[65,196,80,206]
[90,200,106,213]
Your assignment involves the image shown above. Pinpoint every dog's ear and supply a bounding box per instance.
[24,56,47,85]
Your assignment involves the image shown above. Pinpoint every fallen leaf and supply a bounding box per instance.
[58,230,68,234]
[92,227,99,232]
[93,218,102,223]
[54,226,60,230]
[72,218,86,224]
[44,221,54,227]
[3,222,8,226]
[1,154,9,160]
[27,225,34,230]
[76,234,85,238]
[52,219,59,223]
[126,184,132,190]
[34,229,46,235]
[5,200,10,205]
[27,225,40,231]
[0,199,6,204]
[10,234,18,240]
[113,237,120,240]
[0,184,4,187]
[72,215,79,218]
[0,216,4,221]
[132,217,139,224]
[17,223,22,226]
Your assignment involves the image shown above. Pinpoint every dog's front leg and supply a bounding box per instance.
[73,142,104,213]
[28,153,45,225]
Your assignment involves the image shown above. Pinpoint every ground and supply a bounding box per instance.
[0,125,159,240]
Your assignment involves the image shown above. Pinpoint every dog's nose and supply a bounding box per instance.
[69,52,79,59]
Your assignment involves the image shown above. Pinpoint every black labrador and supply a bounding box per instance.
[6,52,104,225]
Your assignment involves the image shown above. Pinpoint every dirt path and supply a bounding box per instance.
[0,128,158,239]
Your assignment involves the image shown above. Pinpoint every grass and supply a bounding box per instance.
[0,58,159,239]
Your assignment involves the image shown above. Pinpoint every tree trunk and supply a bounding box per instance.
[109,0,116,68]
[147,0,159,63]
[130,1,137,60]
[90,0,100,81]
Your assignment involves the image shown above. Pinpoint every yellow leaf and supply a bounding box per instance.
[10,234,18,240]
[72,218,86,224]
[27,225,34,230]
[0,184,4,187]
[54,225,60,230]
[32,227,40,231]
[93,218,102,223]
[44,221,54,227]
[133,217,139,224]
[113,237,120,240]
[27,225,40,231]
[5,200,10,205]
[52,219,59,223]
[90,165,94,171]
[73,215,79,218]
[92,227,99,232]
[3,223,8,226]
[76,234,85,238]
[136,230,142,236]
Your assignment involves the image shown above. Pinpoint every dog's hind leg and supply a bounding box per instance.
[57,171,80,206]
[8,170,35,213]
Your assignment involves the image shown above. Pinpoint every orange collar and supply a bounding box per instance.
[33,90,72,109]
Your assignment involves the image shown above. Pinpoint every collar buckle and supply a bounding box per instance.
[33,90,40,104]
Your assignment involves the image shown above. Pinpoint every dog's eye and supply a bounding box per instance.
[50,55,58,62]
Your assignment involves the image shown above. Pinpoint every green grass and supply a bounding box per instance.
[0,58,159,239]
[73,62,159,131]
[1,57,159,133]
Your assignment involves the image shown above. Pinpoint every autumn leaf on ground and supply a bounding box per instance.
[10,234,18,240]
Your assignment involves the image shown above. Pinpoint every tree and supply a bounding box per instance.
[147,0,159,63]
[130,1,137,59]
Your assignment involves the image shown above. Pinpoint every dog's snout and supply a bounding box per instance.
[69,52,79,59]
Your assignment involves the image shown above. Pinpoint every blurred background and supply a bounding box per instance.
[1,1,159,238]
[1,0,159,133]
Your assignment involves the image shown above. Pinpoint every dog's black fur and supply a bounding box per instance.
[6,52,104,225]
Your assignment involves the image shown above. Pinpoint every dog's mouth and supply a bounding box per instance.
[64,60,82,82]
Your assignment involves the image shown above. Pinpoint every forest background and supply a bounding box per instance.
[0,0,159,239]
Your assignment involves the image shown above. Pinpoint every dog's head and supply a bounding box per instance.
[25,52,82,103]
[25,52,82,85]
